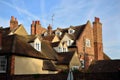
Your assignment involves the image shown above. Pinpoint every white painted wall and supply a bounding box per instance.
[61,35,74,46]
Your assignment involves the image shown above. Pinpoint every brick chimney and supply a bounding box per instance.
[31,20,43,35]
[47,24,52,35]
[31,21,36,35]
[93,17,103,60]
[10,16,18,30]
[0,30,2,50]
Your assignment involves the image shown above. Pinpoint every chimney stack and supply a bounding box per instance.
[95,17,100,22]
[10,16,18,30]
[47,24,52,35]
[93,17,103,60]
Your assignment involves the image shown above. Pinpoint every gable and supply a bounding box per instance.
[68,28,75,34]
[34,37,41,51]
[70,52,81,68]
[52,35,60,43]
[14,25,28,35]
[61,34,74,46]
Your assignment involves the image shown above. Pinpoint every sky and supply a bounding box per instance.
[0,0,120,59]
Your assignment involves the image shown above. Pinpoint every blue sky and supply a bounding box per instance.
[0,0,120,59]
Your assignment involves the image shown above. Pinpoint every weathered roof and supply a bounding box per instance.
[41,40,58,60]
[56,51,75,65]
[0,34,47,60]
[103,52,111,60]
[42,60,57,71]
[42,35,55,42]
[51,41,60,47]
[52,24,86,41]
[0,27,10,36]
[89,60,120,72]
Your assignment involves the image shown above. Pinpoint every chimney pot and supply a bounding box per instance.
[95,17,100,22]
[35,21,37,24]
[32,21,35,24]
[11,16,15,21]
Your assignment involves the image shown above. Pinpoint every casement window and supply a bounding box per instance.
[85,39,91,47]
[55,31,62,36]
[80,60,84,68]
[68,29,75,34]
[58,47,61,52]
[35,43,41,51]
[71,66,79,70]
[0,56,7,73]
[44,32,47,36]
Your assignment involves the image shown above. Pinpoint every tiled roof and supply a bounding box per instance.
[42,35,55,42]
[42,60,57,71]
[89,60,120,72]
[56,51,75,65]
[103,52,111,60]
[0,27,10,36]
[0,34,47,59]
[41,40,58,60]
[51,41,60,47]
[52,24,86,43]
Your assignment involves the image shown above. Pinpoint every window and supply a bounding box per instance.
[44,32,47,36]
[68,29,75,34]
[0,56,7,73]
[35,43,41,51]
[80,60,84,68]
[68,40,71,46]
[63,47,68,52]
[85,39,91,47]
[55,30,62,36]
[58,47,62,52]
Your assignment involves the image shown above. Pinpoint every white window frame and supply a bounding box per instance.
[85,39,91,47]
[68,29,75,34]
[80,60,84,68]
[0,56,7,73]
[55,30,62,36]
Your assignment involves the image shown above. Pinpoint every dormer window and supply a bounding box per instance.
[34,38,41,51]
[68,28,75,34]
[44,32,47,36]
[55,30,62,36]
[85,39,91,47]
[35,43,41,51]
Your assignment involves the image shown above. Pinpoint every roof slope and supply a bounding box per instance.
[0,35,47,59]
[42,60,57,71]
[41,40,58,60]
[57,51,75,65]
[89,60,120,72]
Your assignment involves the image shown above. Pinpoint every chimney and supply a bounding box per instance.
[47,24,52,35]
[93,17,103,60]
[31,21,36,35]
[14,18,18,27]
[0,30,2,50]
[10,16,18,30]
[95,17,100,22]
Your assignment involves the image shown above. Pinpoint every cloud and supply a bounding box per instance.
[0,0,39,20]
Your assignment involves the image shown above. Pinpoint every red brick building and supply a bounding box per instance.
[31,17,110,69]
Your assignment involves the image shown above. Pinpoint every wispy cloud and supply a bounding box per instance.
[0,0,39,20]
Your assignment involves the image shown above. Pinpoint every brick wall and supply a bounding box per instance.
[76,21,94,69]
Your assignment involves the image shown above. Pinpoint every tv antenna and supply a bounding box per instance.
[52,14,55,27]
